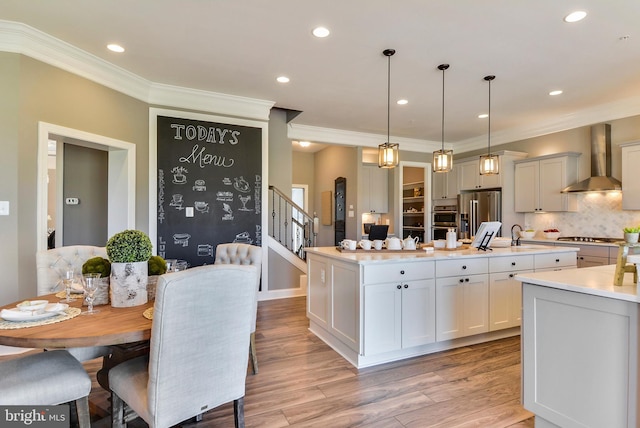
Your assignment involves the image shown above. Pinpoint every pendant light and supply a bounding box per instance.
[479,75,499,175]
[433,64,453,173]
[378,49,399,168]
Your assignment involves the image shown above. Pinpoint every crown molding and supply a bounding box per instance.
[453,95,640,154]
[0,20,274,121]
[288,123,444,153]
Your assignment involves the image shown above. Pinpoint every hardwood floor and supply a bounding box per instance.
[4,296,533,427]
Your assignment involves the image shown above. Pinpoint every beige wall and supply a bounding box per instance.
[292,151,315,217]
[314,145,358,246]
[2,53,149,302]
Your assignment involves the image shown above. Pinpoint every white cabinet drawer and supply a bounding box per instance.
[362,261,434,285]
[436,258,488,278]
[534,252,577,270]
[489,255,534,272]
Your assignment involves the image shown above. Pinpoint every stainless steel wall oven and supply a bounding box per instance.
[432,205,457,240]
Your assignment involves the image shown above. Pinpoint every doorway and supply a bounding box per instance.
[37,122,136,252]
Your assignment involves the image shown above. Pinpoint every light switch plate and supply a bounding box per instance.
[0,201,9,215]
[65,197,79,205]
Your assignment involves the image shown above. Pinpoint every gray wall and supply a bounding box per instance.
[292,150,315,217]
[268,108,292,196]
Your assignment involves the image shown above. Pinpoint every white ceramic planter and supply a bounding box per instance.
[110,261,148,307]
[625,232,639,244]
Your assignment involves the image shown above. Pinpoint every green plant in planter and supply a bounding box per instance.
[82,257,111,277]
[148,255,168,275]
[106,229,153,263]
[624,226,640,234]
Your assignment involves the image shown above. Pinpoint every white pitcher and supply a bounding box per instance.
[403,236,419,250]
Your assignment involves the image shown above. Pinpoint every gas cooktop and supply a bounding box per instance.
[556,236,625,243]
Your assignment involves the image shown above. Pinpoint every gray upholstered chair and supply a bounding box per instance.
[0,350,92,427]
[35,246,111,362]
[214,243,262,374]
[109,264,258,428]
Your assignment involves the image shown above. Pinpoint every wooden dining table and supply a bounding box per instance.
[0,293,154,390]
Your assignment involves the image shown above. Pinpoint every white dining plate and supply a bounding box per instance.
[1,303,68,322]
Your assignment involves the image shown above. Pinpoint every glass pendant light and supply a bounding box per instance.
[479,75,499,175]
[433,64,453,173]
[378,49,399,168]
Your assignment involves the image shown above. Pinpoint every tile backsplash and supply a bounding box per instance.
[524,192,640,238]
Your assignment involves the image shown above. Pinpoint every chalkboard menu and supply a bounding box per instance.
[156,115,262,267]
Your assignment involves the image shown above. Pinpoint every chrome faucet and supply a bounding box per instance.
[511,224,523,246]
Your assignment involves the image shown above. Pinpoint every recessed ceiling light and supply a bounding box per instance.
[549,90,563,96]
[564,11,587,23]
[312,27,330,38]
[478,113,489,119]
[107,43,125,53]
[397,99,408,105]
[299,141,311,147]
[276,76,290,83]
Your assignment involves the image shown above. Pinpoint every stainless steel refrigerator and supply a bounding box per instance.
[457,190,502,239]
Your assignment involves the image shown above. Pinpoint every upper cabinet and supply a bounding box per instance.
[431,170,458,200]
[514,153,580,212]
[457,159,501,191]
[361,165,389,213]
[621,142,640,210]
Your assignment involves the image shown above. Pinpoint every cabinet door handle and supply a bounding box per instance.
[509,273,514,278]
[511,262,516,266]
[462,265,467,270]
[400,270,405,275]
[397,285,402,290]
[556,258,560,263]
[404,284,408,289]
[459,279,464,283]
[465,278,469,282]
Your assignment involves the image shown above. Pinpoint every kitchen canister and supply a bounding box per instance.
[446,228,457,249]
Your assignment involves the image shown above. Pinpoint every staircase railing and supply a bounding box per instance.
[268,185,317,260]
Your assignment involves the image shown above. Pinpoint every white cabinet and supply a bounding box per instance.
[488,255,534,331]
[435,258,489,341]
[457,159,501,191]
[622,142,640,210]
[362,165,389,213]
[362,261,436,355]
[553,242,611,268]
[307,255,329,329]
[533,252,577,271]
[432,170,457,200]
[514,153,579,212]
[363,279,436,355]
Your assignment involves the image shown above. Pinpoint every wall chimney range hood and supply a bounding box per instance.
[561,123,622,193]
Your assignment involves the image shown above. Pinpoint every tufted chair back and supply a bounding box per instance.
[36,245,108,296]
[214,243,262,374]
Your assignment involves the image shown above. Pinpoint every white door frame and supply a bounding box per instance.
[37,122,136,252]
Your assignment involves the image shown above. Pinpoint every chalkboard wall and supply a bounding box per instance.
[156,115,262,267]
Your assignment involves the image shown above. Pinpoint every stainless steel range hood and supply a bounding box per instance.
[561,123,622,193]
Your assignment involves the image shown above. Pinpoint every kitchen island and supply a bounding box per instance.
[516,265,639,428]
[306,244,578,368]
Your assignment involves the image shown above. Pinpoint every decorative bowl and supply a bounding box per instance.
[544,231,561,240]
[17,300,48,312]
[520,231,536,239]
[433,240,446,249]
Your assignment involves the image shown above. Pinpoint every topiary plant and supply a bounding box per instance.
[106,229,153,263]
[148,255,168,275]
[82,256,111,278]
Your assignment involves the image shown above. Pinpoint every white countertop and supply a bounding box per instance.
[516,264,640,303]
[306,244,578,265]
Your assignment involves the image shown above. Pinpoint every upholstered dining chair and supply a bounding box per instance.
[35,245,112,362]
[109,264,258,428]
[214,243,262,374]
[0,350,92,427]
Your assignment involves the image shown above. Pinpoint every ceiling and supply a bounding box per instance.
[3,0,640,152]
